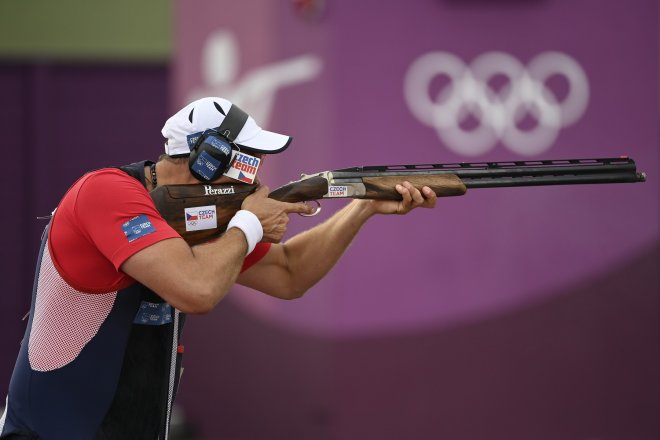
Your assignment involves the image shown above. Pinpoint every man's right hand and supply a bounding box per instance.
[241,185,315,243]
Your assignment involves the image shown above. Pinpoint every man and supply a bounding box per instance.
[0,97,436,439]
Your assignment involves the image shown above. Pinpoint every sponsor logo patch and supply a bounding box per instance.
[223,152,261,184]
[122,215,156,242]
[186,131,204,148]
[184,205,218,232]
[133,301,172,326]
[327,185,349,197]
[191,150,221,181]
[207,136,232,156]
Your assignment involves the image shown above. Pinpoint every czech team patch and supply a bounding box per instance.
[327,185,349,197]
[223,152,261,184]
[122,215,156,242]
[184,205,218,232]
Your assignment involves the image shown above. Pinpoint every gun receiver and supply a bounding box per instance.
[151,157,646,245]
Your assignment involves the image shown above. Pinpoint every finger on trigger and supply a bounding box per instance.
[286,201,315,214]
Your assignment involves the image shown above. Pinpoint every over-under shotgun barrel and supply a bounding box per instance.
[330,157,646,188]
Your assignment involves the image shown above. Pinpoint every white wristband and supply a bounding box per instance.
[227,210,263,255]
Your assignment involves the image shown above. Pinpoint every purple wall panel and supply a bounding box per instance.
[0,62,170,402]
[332,247,659,440]
[178,246,658,440]
[0,66,32,393]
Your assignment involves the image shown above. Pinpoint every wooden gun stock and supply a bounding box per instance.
[150,183,259,246]
[150,177,330,246]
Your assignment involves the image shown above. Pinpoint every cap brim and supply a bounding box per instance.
[236,129,292,154]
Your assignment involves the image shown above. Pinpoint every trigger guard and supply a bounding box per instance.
[298,200,321,217]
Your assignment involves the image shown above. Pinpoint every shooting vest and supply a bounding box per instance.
[0,161,185,439]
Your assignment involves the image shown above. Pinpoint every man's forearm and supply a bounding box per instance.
[237,181,434,299]
[281,200,375,294]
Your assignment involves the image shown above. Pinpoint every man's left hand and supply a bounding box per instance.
[366,181,437,215]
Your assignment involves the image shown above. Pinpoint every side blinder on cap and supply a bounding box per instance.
[217,104,249,142]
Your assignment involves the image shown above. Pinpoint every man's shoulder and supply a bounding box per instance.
[85,167,140,182]
[78,167,144,191]
[64,167,149,210]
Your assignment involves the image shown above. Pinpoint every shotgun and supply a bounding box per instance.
[150,157,646,246]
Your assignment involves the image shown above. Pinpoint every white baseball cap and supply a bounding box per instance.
[161,97,292,156]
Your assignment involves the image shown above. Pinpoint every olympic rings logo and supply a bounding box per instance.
[403,51,590,156]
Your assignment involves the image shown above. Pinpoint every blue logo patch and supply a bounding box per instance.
[187,131,204,148]
[207,136,232,156]
[191,150,221,180]
[122,215,156,243]
[133,301,172,326]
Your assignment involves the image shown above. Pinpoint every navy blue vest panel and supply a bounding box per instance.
[1,161,185,439]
